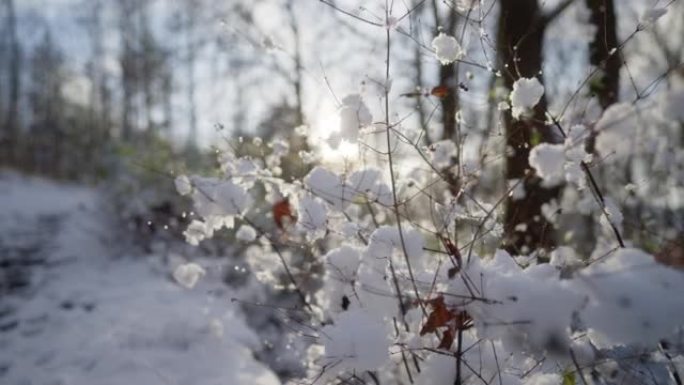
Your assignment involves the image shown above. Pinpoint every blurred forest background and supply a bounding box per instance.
[1,0,682,253]
[0,0,683,383]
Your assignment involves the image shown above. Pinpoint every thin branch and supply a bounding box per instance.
[542,0,575,25]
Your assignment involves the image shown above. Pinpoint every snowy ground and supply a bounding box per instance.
[0,172,280,385]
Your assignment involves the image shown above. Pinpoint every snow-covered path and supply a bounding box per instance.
[0,173,280,385]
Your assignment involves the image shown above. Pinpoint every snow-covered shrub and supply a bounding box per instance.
[173,3,684,385]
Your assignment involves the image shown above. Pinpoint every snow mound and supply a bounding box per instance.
[0,173,280,385]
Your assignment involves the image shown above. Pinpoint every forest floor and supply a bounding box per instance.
[0,172,280,385]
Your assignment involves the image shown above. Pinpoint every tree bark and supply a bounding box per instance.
[498,0,561,254]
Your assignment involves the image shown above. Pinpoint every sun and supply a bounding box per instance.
[313,106,360,166]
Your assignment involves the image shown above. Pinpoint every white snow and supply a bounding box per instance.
[325,246,361,281]
[528,143,565,186]
[529,124,591,187]
[429,140,458,168]
[640,7,667,26]
[320,308,390,373]
[295,194,327,241]
[432,32,464,65]
[523,373,562,385]
[580,248,684,347]
[236,224,258,242]
[510,77,545,119]
[191,177,252,218]
[0,173,280,385]
[303,166,394,210]
[183,219,211,246]
[174,174,193,196]
[595,102,638,161]
[173,262,207,289]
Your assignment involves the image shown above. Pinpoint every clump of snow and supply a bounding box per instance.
[303,166,394,210]
[367,225,425,267]
[183,219,211,246]
[320,308,390,373]
[595,102,638,161]
[529,124,590,187]
[191,177,251,218]
[580,248,684,347]
[529,143,565,186]
[296,194,328,241]
[450,250,585,354]
[304,166,348,210]
[173,262,206,289]
[325,246,361,280]
[349,168,393,206]
[432,32,463,65]
[549,246,581,268]
[174,174,193,195]
[236,224,257,242]
[510,77,545,119]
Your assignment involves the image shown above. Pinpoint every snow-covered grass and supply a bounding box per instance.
[0,172,280,385]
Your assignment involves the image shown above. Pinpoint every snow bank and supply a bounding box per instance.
[0,173,280,385]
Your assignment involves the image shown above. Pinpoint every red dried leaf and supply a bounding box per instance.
[420,296,455,335]
[439,235,462,276]
[431,85,449,98]
[273,198,296,229]
[437,329,455,350]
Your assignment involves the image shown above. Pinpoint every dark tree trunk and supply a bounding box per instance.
[585,0,619,154]
[439,61,459,141]
[435,5,459,142]
[586,0,620,110]
[3,0,21,163]
[286,0,305,128]
[184,4,198,149]
[498,0,561,254]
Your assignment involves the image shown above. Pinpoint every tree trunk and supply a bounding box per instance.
[2,0,21,164]
[586,0,620,110]
[185,5,198,149]
[434,4,459,142]
[585,0,619,153]
[582,0,620,251]
[498,0,560,254]
[286,0,305,127]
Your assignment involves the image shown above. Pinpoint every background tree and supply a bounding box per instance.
[1,0,21,164]
[27,30,66,176]
[498,0,573,254]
